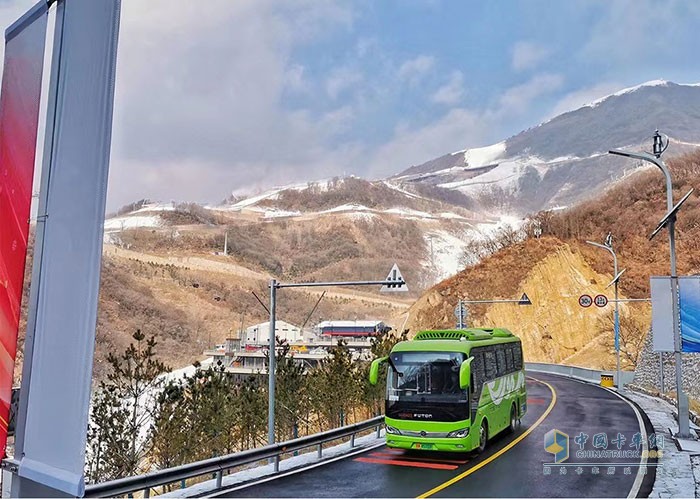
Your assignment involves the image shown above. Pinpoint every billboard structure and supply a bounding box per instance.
[0,1,47,457]
[651,276,700,353]
[679,277,700,353]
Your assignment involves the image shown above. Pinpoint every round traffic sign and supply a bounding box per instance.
[594,294,609,308]
[579,294,592,308]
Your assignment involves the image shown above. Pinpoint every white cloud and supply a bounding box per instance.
[325,66,363,100]
[108,0,357,209]
[496,73,564,115]
[547,82,623,118]
[580,1,700,65]
[430,70,465,105]
[283,64,307,93]
[367,108,486,178]
[398,54,436,83]
[511,41,551,72]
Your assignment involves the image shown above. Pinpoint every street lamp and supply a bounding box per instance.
[609,130,691,438]
[586,235,622,388]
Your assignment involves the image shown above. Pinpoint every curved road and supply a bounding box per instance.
[220,373,656,498]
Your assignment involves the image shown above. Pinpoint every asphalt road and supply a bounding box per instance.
[220,373,656,498]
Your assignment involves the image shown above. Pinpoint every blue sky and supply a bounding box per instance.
[2,0,700,208]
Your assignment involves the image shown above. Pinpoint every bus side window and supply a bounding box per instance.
[495,347,506,377]
[513,343,523,370]
[471,350,485,393]
[484,350,497,380]
[505,347,514,373]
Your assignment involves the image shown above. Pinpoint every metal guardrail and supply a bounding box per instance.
[84,415,383,498]
[525,362,635,387]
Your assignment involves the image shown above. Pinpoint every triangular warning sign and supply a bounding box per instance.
[380,263,408,293]
[518,293,532,305]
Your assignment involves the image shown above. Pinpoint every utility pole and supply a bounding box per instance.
[609,130,691,438]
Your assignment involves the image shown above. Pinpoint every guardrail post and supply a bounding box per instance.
[144,487,150,498]
[350,433,355,448]
[317,444,323,458]
[376,425,381,438]
[216,471,223,489]
[274,455,280,472]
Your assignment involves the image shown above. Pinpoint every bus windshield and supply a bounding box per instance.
[386,351,469,421]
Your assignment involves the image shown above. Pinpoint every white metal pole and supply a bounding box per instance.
[268,279,277,445]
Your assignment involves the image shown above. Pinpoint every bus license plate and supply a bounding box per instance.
[415,443,433,449]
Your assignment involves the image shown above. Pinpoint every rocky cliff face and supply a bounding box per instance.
[404,239,648,369]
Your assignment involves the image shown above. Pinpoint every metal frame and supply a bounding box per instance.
[267,275,406,447]
[83,416,384,498]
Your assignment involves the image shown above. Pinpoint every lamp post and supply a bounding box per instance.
[609,130,691,438]
[586,235,621,388]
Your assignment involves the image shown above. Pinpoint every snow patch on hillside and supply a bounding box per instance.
[134,202,176,213]
[473,214,524,237]
[424,230,469,280]
[104,215,161,232]
[462,141,506,168]
[384,207,435,219]
[321,203,372,214]
[438,160,523,192]
[263,209,302,219]
[585,79,670,108]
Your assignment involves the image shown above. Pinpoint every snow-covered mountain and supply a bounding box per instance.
[394,80,700,214]
[107,80,700,285]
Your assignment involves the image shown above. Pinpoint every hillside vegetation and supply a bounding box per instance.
[406,149,700,370]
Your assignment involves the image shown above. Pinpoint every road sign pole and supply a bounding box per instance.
[613,255,621,389]
[587,239,621,388]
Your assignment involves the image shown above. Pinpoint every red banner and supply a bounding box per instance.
[0,6,47,455]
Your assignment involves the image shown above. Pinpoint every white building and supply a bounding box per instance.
[244,320,302,346]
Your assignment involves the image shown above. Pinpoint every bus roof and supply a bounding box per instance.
[391,328,520,354]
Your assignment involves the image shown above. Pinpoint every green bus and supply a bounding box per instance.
[369,328,526,453]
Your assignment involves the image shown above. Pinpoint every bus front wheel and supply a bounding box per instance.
[508,404,517,433]
[477,420,488,453]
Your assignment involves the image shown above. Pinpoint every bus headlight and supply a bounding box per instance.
[385,425,401,435]
[446,428,469,438]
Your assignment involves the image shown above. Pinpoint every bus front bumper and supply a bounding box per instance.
[385,434,475,452]
[384,419,477,452]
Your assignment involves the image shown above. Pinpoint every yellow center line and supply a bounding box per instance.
[417,377,557,498]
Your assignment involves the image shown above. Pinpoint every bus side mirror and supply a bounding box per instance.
[369,357,387,385]
[459,357,474,389]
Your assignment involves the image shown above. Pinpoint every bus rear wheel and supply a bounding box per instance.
[477,420,488,453]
